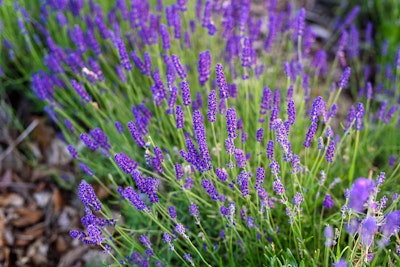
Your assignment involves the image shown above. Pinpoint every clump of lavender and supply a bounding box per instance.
[9,0,400,266]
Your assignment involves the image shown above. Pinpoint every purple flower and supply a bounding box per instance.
[87,224,103,245]
[122,186,147,211]
[324,225,334,247]
[193,110,212,172]
[310,96,323,123]
[220,206,229,216]
[183,253,193,265]
[226,108,237,139]
[303,122,317,148]
[338,67,351,89]
[241,131,248,143]
[168,206,177,219]
[323,194,334,209]
[234,149,246,168]
[140,234,152,248]
[293,192,303,206]
[266,140,274,159]
[237,170,249,197]
[181,80,191,106]
[201,179,219,201]
[67,145,78,159]
[78,180,101,211]
[377,100,387,121]
[130,51,147,75]
[297,8,306,37]
[273,179,285,196]
[116,39,132,71]
[175,105,184,129]
[313,50,327,75]
[207,90,217,123]
[65,119,75,133]
[269,160,280,175]
[334,258,347,267]
[71,80,92,103]
[381,210,400,237]
[152,68,167,103]
[159,24,170,50]
[171,54,187,80]
[175,163,184,180]
[216,168,228,182]
[344,106,356,133]
[202,0,211,27]
[163,232,172,244]
[184,177,194,190]
[347,25,359,59]
[342,6,360,28]
[71,24,86,52]
[255,167,265,190]
[326,139,335,163]
[287,100,296,125]
[128,121,146,147]
[198,50,212,86]
[173,12,181,39]
[175,223,186,236]
[114,152,138,174]
[167,86,178,114]
[360,217,377,246]
[241,37,251,68]
[264,13,276,52]
[384,106,397,124]
[260,87,272,112]
[90,128,111,150]
[216,63,229,99]
[80,133,99,151]
[256,128,264,142]
[348,178,375,212]
[225,138,234,155]
[189,203,200,218]
[376,172,386,187]
[355,102,364,130]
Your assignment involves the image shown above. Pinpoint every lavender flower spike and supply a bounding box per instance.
[207,90,217,123]
[297,8,306,37]
[116,39,132,71]
[122,186,147,211]
[78,180,102,211]
[226,108,237,139]
[79,163,94,177]
[216,63,229,99]
[176,105,184,129]
[71,80,92,103]
[128,121,146,147]
[181,80,191,106]
[201,179,219,200]
[80,133,99,151]
[171,54,187,80]
[198,50,212,86]
[325,139,335,163]
[338,67,351,89]
[303,122,317,148]
[114,152,138,174]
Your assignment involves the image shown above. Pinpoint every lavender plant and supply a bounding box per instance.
[2,0,400,266]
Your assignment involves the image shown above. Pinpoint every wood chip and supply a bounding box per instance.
[53,188,65,212]
[11,209,44,228]
[57,246,89,267]
[0,193,24,208]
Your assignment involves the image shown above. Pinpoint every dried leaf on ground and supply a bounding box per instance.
[11,209,44,228]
